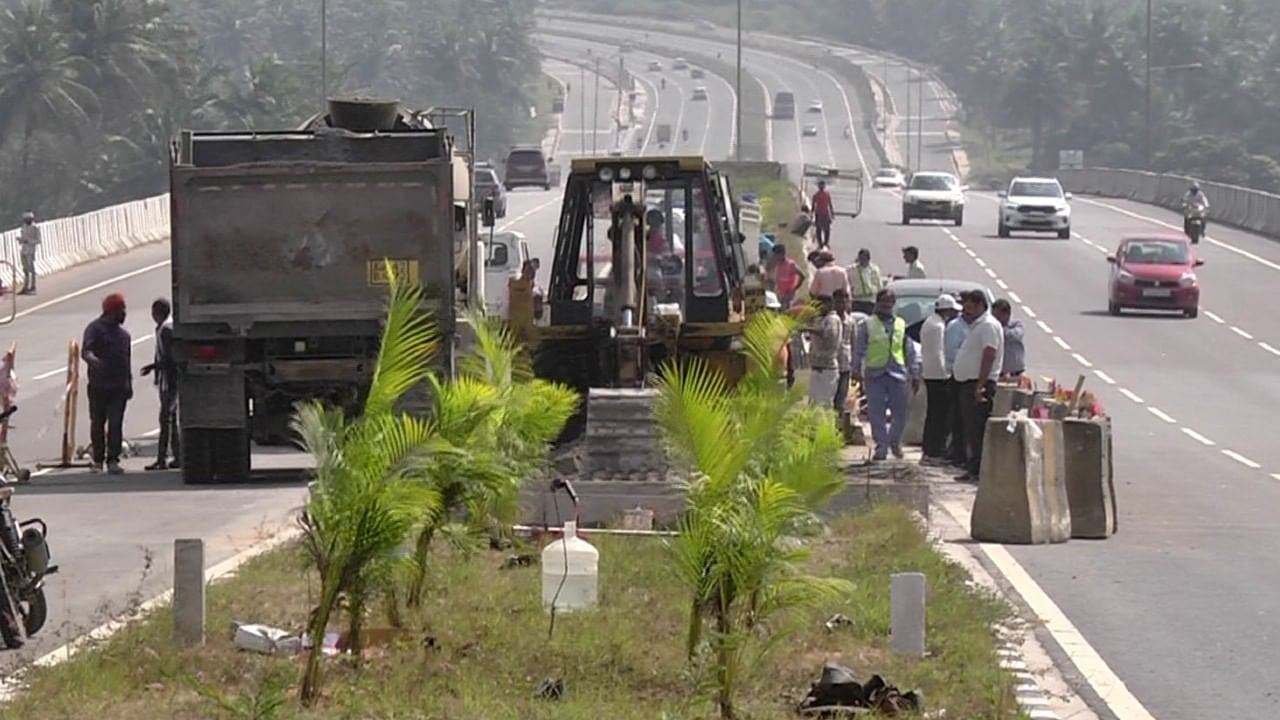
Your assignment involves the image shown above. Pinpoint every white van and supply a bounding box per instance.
[483,231,531,320]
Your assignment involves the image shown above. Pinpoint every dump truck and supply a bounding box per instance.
[169,99,458,484]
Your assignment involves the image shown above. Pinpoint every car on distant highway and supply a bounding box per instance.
[673,57,688,70]
[998,176,1073,239]
[1107,234,1202,318]
[503,145,553,191]
[901,171,966,226]
[696,19,717,32]
[802,124,819,137]
[872,167,906,188]
[691,86,708,101]
[648,60,663,71]
[690,67,705,79]
[807,100,824,114]
[474,166,507,219]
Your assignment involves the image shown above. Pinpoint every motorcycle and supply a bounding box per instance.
[1184,207,1207,244]
[0,407,57,649]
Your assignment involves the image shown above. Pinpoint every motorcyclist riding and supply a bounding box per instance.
[681,128,689,142]
[1182,181,1209,240]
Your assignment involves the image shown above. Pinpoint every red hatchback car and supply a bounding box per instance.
[1107,234,1203,318]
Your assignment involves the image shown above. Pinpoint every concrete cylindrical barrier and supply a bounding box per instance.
[1062,417,1117,539]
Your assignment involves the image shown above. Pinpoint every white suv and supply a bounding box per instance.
[998,177,1073,239]
[901,171,966,226]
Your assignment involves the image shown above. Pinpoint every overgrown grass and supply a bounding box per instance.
[6,507,1025,719]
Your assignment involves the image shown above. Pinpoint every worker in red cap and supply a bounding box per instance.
[81,293,132,474]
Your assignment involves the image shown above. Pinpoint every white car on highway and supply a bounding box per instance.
[998,176,1073,239]
[807,100,824,114]
[648,60,663,71]
[673,57,689,70]
[901,171,966,226]
[691,86,708,101]
[872,167,906,188]
[802,124,819,137]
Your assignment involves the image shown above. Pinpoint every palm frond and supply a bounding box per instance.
[365,263,440,416]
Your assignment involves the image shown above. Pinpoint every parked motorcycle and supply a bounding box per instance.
[1184,208,1207,244]
[0,407,57,649]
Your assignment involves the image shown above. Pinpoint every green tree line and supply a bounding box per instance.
[561,0,1280,191]
[0,0,542,223]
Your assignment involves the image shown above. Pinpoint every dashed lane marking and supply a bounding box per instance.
[1223,450,1261,469]
[1093,370,1116,385]
[1071,353,1093,368]
[1181,428,1215,446]
[1147,407,1176,424]
[1052,336,1070,350]
[1119,388,1145,404]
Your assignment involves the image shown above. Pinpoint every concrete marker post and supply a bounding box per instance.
[173,538,206,647]
[890,572,926,658]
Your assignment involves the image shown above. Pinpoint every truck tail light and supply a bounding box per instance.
[189,343,228,361]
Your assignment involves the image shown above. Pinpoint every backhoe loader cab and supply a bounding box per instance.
[533,156,752,476]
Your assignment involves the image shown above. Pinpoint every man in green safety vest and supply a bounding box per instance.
[852,288,921,461]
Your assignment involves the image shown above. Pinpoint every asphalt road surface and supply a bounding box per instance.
[541,14,1280,719]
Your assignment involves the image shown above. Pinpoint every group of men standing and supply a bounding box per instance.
[919,292,1025,481]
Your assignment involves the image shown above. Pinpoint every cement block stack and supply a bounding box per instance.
[1061,417,1117,539]
[970,416,1072,545]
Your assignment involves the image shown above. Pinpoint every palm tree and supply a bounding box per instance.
[403,311,577,607]
[0,1,98,205]
[653,311,852,720]
[292,266,446,704]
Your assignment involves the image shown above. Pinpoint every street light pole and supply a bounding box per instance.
[917,69,924,171]
[320,0,328,106]
[593,56,601,155]
[1144,0,1153,168]
[736,0,743,161]
[905,65,912,171]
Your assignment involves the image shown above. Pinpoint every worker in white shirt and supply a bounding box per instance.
[849,248,882,314]
[951,290,1003,482]
[807,295,843,408]
[18,211,41,295]
[902,246,926,279]
[920,294,959,465]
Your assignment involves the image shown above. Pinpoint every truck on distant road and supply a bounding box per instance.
[168,99,459,484]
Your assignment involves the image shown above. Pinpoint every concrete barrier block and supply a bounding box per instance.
[904,382,926,446]
[1062,417,1117,539]
[971,417,1071,545]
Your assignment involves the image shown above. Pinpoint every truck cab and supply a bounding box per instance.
[483,230,532,320]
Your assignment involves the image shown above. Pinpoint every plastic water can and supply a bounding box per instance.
[541,521,599,613]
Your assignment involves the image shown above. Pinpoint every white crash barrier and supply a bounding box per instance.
[970,414,1071,545]
[1059,167,1280,240]
[0,194,168,279]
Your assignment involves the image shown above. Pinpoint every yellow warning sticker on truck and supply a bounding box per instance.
[368,259,420,286]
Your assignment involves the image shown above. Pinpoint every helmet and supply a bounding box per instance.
[1189,181,1201,192]
[21,211,33,221]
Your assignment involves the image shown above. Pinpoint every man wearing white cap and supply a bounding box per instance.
[921,294,959,464]
[18,211,40,295]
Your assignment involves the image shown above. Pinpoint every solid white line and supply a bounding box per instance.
[1230,326,1254,340]
[1092,369,1116,385]
[1036,320,1053,334]
[1119,388,1144,403]
[1203,310,1224,323]
[1021,306,1037,318]
[15,260,171,321]
[1008,291,1022,303]
[1259,342,1280,357]
[984,267,997,278]
[938,499,1159,720]
[1181,427,1215,446]
[1222,450,1261,469]
[1147,407,1176,424]
[1052,336,1070,350]
[1071,352,1093,368]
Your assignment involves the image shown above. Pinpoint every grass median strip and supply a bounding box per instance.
[5,507,1025,719]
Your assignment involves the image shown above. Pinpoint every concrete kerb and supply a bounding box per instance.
[0,524,302,703]
[970,416,1071,545]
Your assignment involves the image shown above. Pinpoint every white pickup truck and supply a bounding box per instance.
[483,230,532,320]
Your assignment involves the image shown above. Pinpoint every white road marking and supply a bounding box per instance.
[938,499,1160,720]
[984,267,997,278]
[1181,427,1215,446]
[996,279,1008,290]
[1119,388,1144,404]
[1203,310,1224,324]
[1230,326,1254,340]
[1259,342,1280,357]
[1222,450,1261,469]
[956,240,968,249]
[1071,353,1093,368]
[1021,305,1037,318]
[1036,320,1053,334]
[1092,370,1116,385]
[33,333,156,382]
[975,258,987,268]
[1079,197,1280,272]
[965,248,977,258]
[1008,291,1022,303]
[1271,474,1280,482]
[15,260,171,321]
[1147,407,1176,424]
[1052,336,1070,350]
